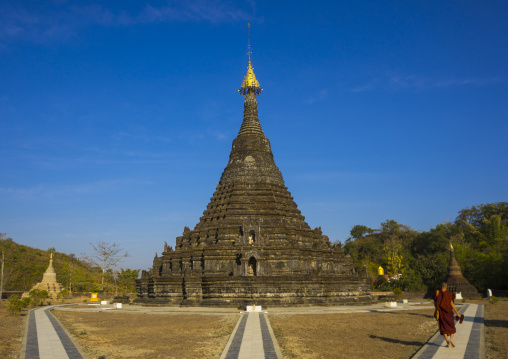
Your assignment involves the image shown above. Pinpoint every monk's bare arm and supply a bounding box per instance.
[451,301,460,316]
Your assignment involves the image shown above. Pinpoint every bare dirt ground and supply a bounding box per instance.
[52,310,239,359]
[2,299,506,359]
[269,308,437,359]
[0,303,25,359]
[484,299,508,359]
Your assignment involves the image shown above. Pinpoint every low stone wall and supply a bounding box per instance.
[1,291,24,300]
[371,292,395,302]
[403,291,429,299]
[135,275,373,307]
[370,291,430,302]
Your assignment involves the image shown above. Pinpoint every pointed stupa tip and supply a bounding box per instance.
[239,58,262,97]
[239,23,262,97]
[46,253,56,274]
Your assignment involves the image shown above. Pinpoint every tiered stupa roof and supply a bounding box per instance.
[446,244,481,299]
[179,55,321,248]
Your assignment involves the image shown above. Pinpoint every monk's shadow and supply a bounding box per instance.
[484,319,508,329]
[368,334,425,346]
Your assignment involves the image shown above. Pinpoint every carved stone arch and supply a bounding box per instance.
[248,229,256,244]
[244,249,261,260]
[242,249,263,276]
[248,257,257,276]
[243,222,261,245]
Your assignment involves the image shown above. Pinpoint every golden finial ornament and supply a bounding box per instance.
[239,23,262,97]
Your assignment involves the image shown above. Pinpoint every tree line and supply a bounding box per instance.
[343,202,508,294]
[2,202,506,296]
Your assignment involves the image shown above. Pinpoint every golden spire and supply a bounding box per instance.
[239,23,262,97]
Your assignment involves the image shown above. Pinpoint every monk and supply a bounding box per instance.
[434,282,461,348]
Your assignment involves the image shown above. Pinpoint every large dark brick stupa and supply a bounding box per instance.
[135,54,372,307]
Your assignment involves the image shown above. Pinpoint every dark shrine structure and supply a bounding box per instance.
[446,244,481,299]
[135,52,372,307]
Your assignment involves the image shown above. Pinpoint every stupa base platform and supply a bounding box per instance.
[449,283,482,299]
[135,275,373,307]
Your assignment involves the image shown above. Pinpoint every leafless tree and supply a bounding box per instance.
[81,241,128,291]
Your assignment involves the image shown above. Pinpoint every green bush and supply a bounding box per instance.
[58,289,70,302]
[21,297,31,307]
[7,295,28,315]
[373,276,393,291]
[29,289,49,306]
[489,296,498,304]
[393,288,403,300]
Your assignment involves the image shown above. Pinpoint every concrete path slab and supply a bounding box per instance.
[34,307,68,359]
[412,304,485,359]
[221,312,282,359]
[21,305,87,359]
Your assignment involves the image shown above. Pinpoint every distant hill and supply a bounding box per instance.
[0,237,100,292]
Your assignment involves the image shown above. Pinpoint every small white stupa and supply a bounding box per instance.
[23,253,65,300]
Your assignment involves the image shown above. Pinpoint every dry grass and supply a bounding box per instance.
[1,298,505,359]
[0,303,26,359]
[52,310,238,359]
[485,299,508,359]
[269,308,437,359]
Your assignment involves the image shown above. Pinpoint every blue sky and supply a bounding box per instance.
[1,0,507,270]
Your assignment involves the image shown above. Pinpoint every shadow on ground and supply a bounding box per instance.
[368,334,425,346]
[484,319,508,329]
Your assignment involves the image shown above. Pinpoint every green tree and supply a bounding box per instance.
[57,289,70,302]
[453,204,508,291]
[378,220,417,276]
[455,202,508,228]
[413,253,448,291]
[349,225,373,240]
[29,289,49,306]
[118,268,141,280]
[116,268,140,293]
[412,224,451,257]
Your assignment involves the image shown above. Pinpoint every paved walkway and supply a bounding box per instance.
[21,305,86,359]
[220,311,282,359]
[412,303,485,359]
[21,301,485,359]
